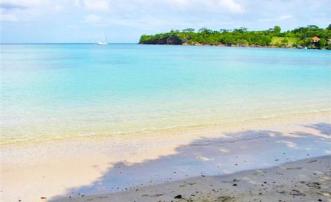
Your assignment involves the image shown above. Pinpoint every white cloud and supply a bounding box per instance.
[0,13,18,21]
[166,0,244,13]
[168,0,190,7]
[259,15,293,23]
[54,5,64,12]
[279,15,293,20]
[0,0,43,22]
[0,0,44,8]
[84,14,103,24]
[0,0,68,20]
[81,0,110,12]
[219,0,244,13]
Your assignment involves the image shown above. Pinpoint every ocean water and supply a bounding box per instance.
[1,44,331,145]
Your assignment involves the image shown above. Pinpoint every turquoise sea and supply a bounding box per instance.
[1,44,331,145]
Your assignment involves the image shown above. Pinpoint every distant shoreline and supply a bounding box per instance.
[139,25,331,50]
[139,41,331,50]
[139,43,329,50]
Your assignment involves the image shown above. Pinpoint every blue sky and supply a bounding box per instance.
[0,0,330,43]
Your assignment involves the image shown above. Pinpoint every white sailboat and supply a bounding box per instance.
[97,41,108,45]
[97,34,108,45]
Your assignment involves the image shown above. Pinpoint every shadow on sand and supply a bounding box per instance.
[51,122,331,201]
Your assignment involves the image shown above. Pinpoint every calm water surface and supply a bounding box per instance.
[1,44,331,144]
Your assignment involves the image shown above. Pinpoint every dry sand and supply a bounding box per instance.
[55,155,331,202]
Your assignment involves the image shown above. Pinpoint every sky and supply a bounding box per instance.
[0,0,330,43]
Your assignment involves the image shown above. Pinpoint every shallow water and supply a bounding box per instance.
[1,44,331,144]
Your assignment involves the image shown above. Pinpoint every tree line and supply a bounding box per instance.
[139,25,331,49]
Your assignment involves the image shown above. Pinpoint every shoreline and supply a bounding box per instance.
[2,109,330,148]
[55,155,331,202]
[139,43,331,50]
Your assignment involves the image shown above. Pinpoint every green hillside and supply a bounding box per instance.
[139,25,331,49]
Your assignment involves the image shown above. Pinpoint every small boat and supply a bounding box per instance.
[97,41,108,45]
[97,34,108,45]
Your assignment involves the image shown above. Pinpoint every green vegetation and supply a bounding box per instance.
[139,25,331,49]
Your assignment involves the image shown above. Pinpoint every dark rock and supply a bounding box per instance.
[306,182,321,189]
[290,189,305,196]
[174,194,183,199]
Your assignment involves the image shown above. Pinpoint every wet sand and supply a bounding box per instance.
[54,155,331,202]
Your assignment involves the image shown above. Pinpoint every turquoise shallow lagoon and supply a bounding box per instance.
[1,44,331,144]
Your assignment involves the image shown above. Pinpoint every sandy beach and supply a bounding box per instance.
[54,155,331,202]
[2,117,330,202]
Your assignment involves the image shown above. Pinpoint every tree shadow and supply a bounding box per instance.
[51,122,331,201]
[306,122,331,135]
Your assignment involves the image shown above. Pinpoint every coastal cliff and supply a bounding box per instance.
[139,25,331,49]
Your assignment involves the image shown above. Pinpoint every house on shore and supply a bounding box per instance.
[311,36,320,48]
[311,36,320,43]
